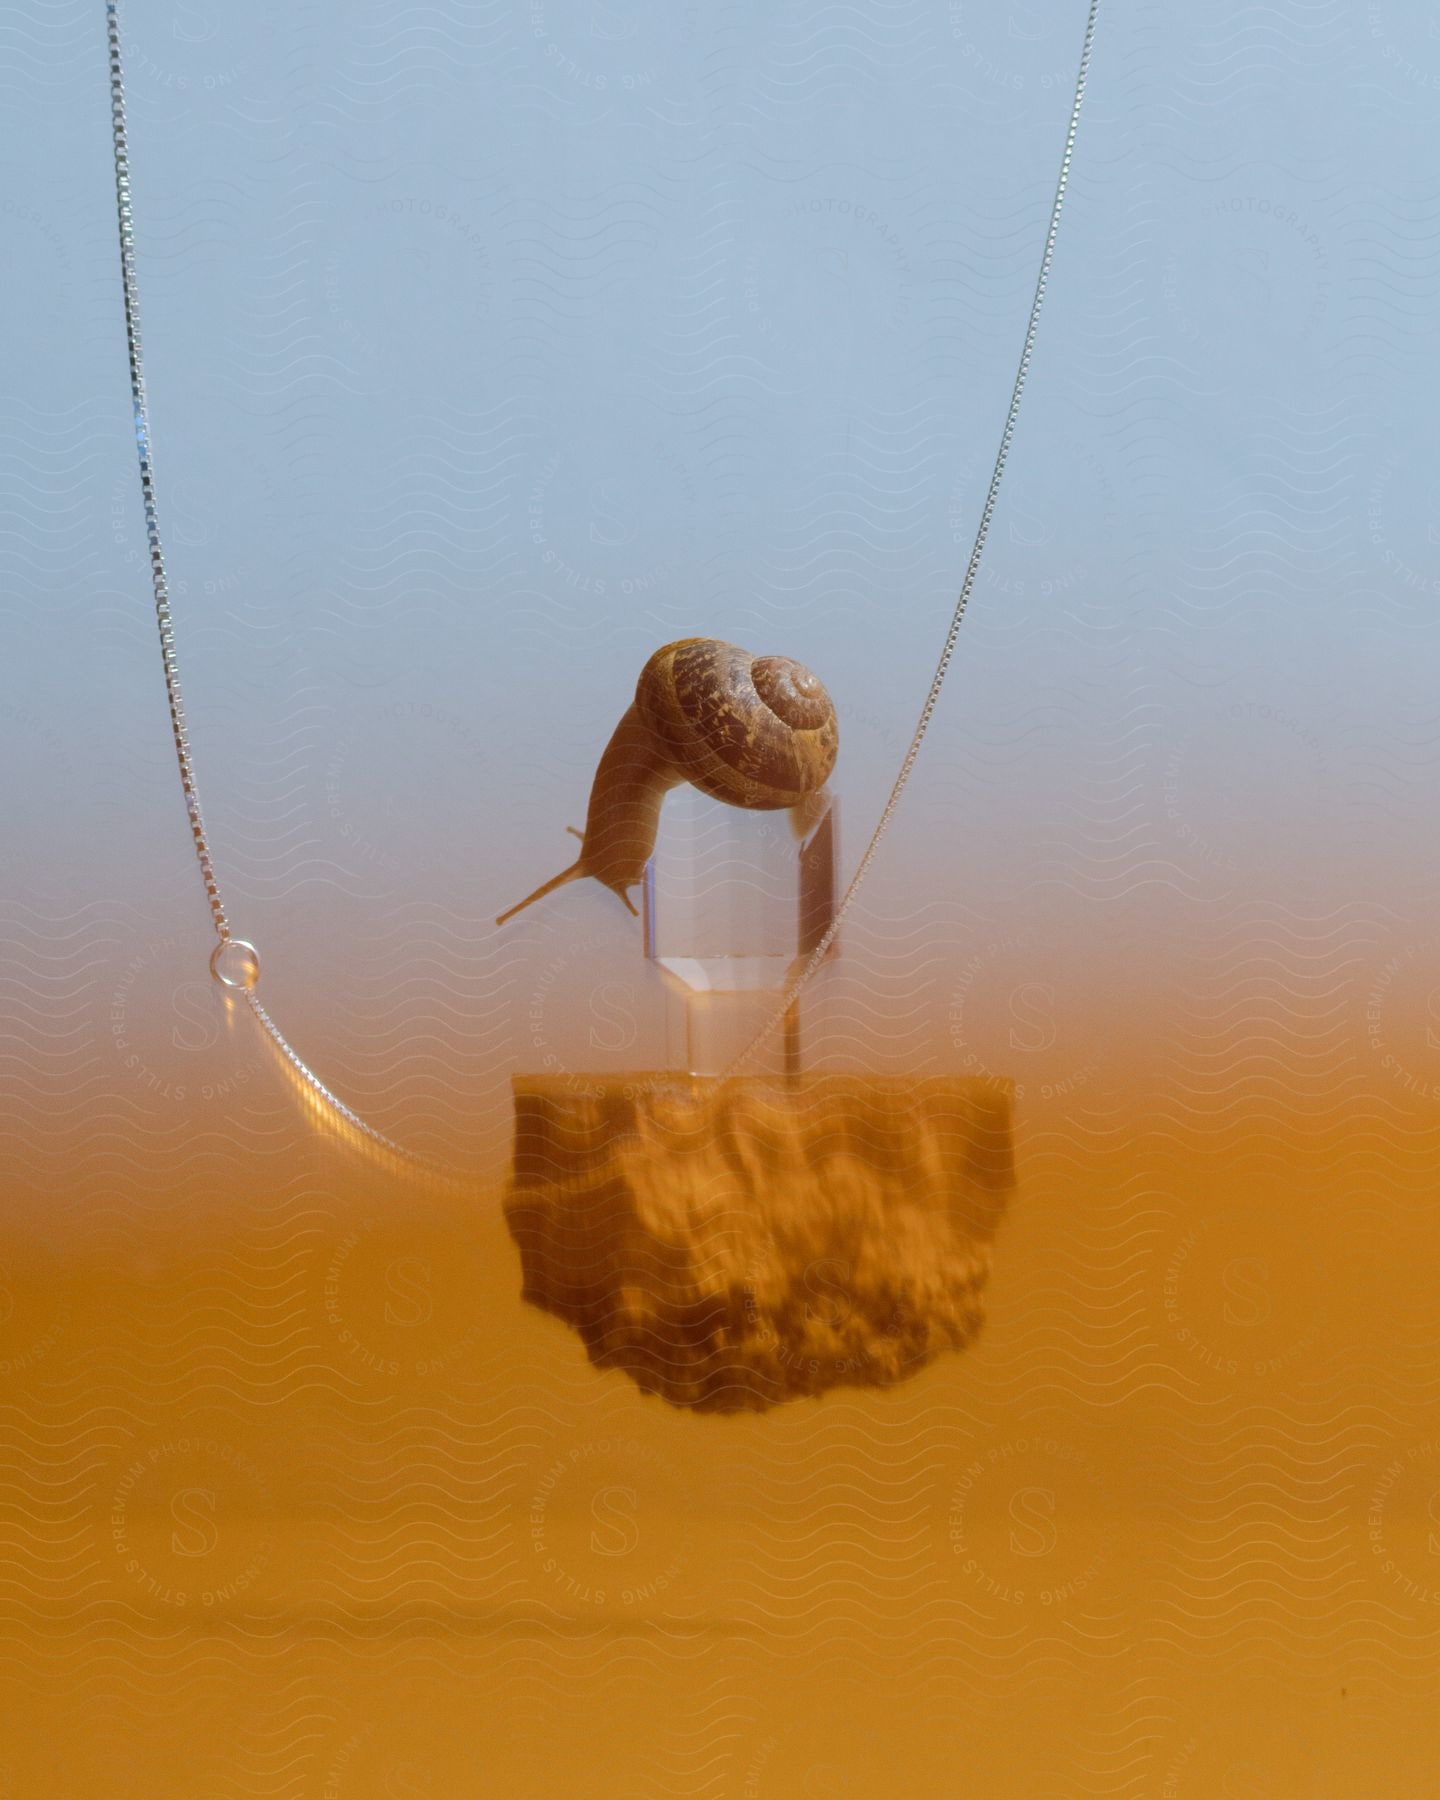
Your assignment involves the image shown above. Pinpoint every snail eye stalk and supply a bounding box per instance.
[496,638,838,928]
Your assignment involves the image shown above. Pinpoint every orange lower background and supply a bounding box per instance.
[4,892,1439,1799]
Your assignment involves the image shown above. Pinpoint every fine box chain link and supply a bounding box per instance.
[106,4,230,946]
[722,0,1100,1076]
[102,0,1100,1175]
[105,0,442,1177]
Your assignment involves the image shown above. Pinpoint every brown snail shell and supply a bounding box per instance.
[495,637,839,926]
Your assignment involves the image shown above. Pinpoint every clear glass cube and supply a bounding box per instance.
[642,785,838,1075]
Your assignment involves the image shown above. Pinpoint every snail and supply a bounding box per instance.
[495,637,839,927]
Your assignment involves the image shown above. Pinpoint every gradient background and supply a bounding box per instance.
[3,1,1440,1794]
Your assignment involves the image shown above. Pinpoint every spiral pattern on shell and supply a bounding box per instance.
[636,637,839,809]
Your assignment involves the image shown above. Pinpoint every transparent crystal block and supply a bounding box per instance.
[643,786,838,1076]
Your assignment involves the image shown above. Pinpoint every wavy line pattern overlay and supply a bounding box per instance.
[3,1,1439,1794]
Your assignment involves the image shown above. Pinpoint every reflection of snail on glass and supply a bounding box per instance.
[495,636,839,927]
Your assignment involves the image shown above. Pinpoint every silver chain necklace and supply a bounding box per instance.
[103,0,1100,1178]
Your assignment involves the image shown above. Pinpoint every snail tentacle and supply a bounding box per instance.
[495,638,838,927]
[494,857,586,928]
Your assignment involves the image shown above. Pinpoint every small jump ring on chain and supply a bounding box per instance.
[209,938,261,990]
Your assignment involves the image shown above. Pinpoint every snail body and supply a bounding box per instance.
[496,637,839,926]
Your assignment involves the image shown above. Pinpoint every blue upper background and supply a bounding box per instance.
[3,0,1437,1146]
